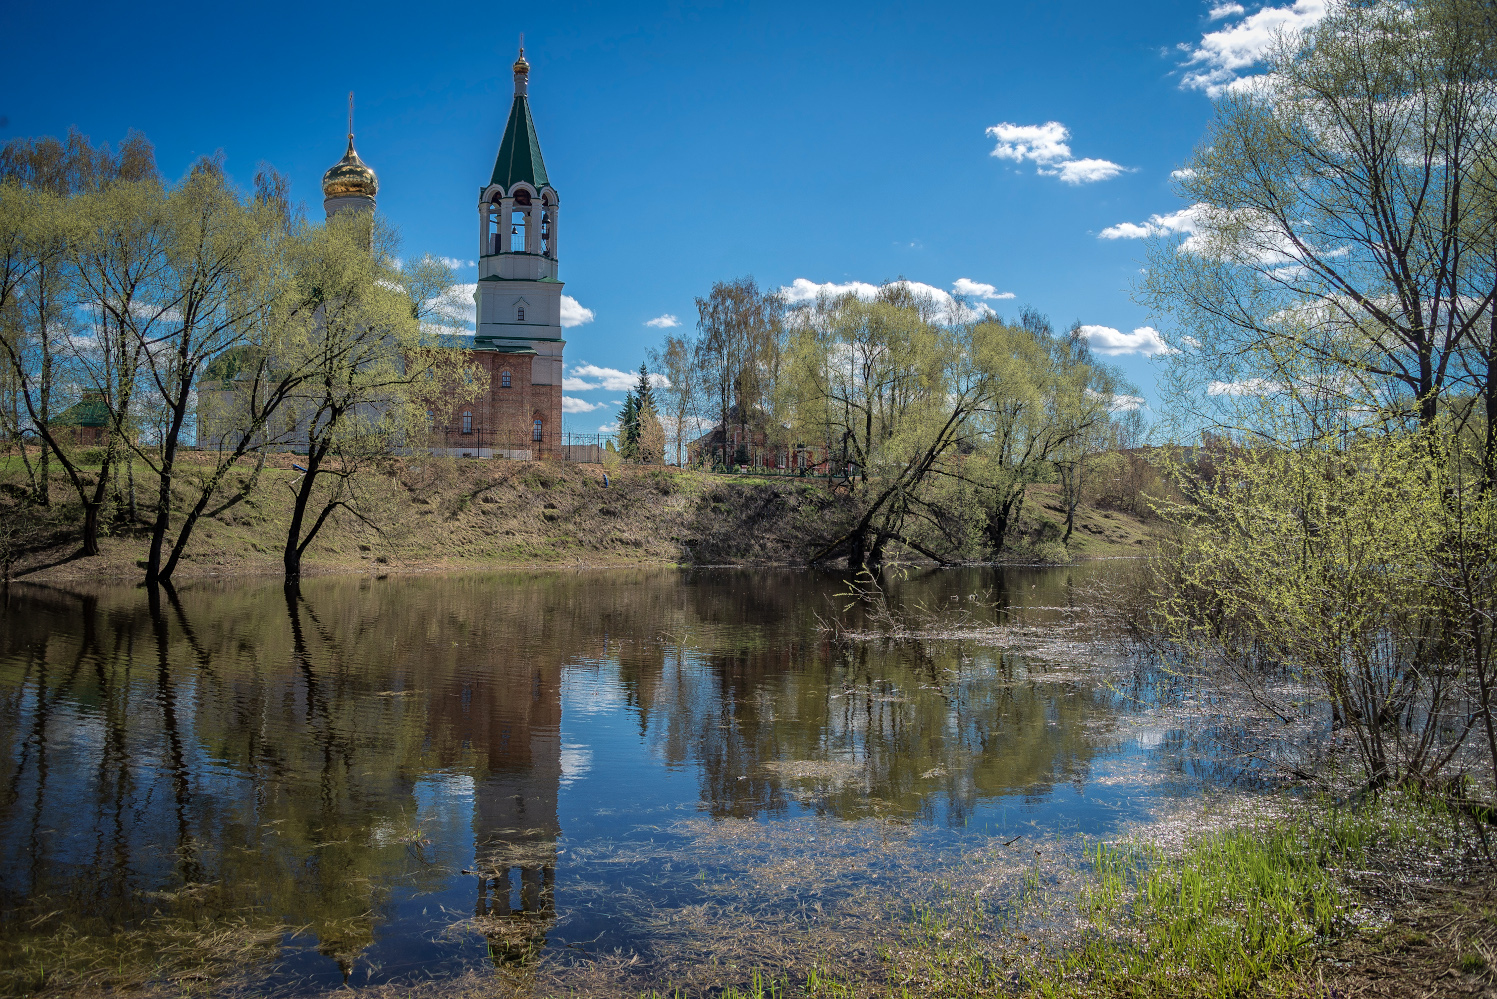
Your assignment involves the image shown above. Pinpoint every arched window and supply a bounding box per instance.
[532,418,543,442]
[517,307,525,322]
[462,412,473,434]
[501,371,511,388]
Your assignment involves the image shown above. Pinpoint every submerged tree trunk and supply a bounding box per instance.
[283,446,326,583]
[987,488,1027,555]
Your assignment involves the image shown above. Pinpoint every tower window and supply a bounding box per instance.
[532,419,543,442]
[462,412,473,434]
[501,371,511,388]
[517,307,525,322]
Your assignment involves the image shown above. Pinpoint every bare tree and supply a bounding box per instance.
[1149,0,1497,453]
[693,277,783,467]
[650,332,699,465]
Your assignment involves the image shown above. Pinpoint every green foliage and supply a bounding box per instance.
[1147,0,1497,435]
[778,288,1136,568]
[1154,428,1497,787]
[618,362,665,463]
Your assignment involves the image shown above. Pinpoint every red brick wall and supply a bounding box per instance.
[435,352,563,456]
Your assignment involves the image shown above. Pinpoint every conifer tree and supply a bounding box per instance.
[616,391,639,460]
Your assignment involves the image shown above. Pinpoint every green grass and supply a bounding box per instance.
[1032,826,1349,998]
[637,793,1454,999]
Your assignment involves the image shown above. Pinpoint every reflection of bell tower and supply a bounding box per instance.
[471,657,562,962]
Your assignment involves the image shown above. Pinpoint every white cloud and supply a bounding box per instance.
[1099,203,1304,266]
[561,295,595,327]
[645,314,680,328]
[438,282,478,329]
[987,121,1073,166]
[1050,158,1128,185]
[1170,167,1197,181]
[952,278,1015,300]
[1077,324,1175,356]
[566,364,669,392]
[1207,378,1284,396]
[567,364,636,391]
[563,396,607,413]
[1089,388,1148,412]
[781,278,995,323]
[985,121,1128,185]
[1208,3,1245,20]
[782,278,882,304]
[597,421,619,433]
[1181,0,1327,95]
[1098,205,1205,241]
[439,256,475,270]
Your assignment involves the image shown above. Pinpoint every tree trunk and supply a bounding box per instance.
[81,501,100,556]
[988,488,1026,555]
[1486,293,1497,493]
[285,441,330,583]
[145,467,171,583]
[845,525,867,572]
[35,317,51,507]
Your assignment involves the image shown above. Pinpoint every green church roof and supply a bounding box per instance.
[50,394,109,428]
[490,93,550,192]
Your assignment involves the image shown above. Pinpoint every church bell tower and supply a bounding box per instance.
[472,44,564,456]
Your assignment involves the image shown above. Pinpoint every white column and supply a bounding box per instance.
[548,204,559,260]
[499,197,515,252]
[478,202,489,257]
[525,203,539,254]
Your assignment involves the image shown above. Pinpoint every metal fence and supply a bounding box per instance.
[431,427,618,463]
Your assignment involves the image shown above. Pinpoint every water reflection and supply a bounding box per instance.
[0,566,1151,994]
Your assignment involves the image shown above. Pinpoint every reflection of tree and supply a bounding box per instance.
[0,564,1138,991]
[631,636,1111,824]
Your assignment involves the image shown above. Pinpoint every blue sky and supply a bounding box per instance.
[1,0,1324,430]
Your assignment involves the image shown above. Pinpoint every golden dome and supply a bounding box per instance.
[513,48,530,74]
[321,135,377,199]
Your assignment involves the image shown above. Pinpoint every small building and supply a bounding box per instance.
[687,414,832,473]
[48,391,110,447]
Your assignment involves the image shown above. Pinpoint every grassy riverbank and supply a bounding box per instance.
[640,793,1495,999]
[5,455,1159,582]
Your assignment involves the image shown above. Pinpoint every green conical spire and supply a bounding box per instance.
[491,47,550,191]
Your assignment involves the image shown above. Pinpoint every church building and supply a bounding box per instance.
[320,46,566,459]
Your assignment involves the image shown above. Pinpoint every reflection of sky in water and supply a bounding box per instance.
[0,565,1213,995]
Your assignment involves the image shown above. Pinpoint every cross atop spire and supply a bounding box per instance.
[512,38,531,96]
[347,91,354,140]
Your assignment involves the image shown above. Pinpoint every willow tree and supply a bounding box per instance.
[275,214,479,583]
[783,289,1001,569]
[0,131,161,554]
[111,158,307,584]
[964,315,1126,553]
[0,128,156,507]
[1148,0,1497,450]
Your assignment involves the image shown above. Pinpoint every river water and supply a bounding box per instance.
[0,565,1221,996]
